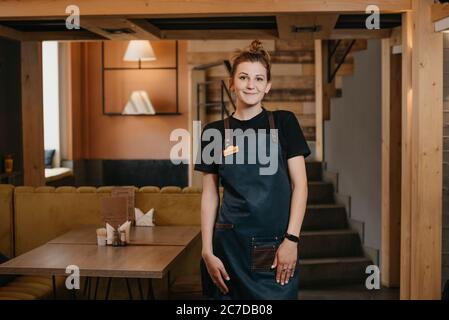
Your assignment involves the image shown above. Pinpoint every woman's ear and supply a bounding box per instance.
[265,81,272,94]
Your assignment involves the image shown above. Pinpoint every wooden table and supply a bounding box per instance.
[0,243,186,279]
[0,226,201,299]
[48,225,200,246]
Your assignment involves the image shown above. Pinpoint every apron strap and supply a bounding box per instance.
[223,109,278,149]
[267,111,278,144]
[224,116,231,149]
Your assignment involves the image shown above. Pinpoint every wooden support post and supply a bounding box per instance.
[21,41,45,187]
[401,0,443,299]
[314,40,324,162]
[381,37,402,288]
[321,40,331,121]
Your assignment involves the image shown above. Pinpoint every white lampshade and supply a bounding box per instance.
[122,90,156,115]
[123,40,156,62]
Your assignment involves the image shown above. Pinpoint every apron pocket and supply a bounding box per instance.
[251,236,280,272]
[215,223,234,230]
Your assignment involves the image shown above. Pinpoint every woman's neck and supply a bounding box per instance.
[233,103,263,121]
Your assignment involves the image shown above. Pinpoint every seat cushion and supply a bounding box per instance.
[0,291,36,300]
[0,285,46,298]
[0,275,66,300]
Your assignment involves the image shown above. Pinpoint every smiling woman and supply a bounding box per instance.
[195,40,310,300]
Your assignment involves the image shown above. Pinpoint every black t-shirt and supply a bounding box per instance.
[194,107,311,174]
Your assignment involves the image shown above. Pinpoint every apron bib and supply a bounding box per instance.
[201,111,299,300]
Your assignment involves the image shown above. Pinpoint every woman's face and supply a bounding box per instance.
[231,61,271,107]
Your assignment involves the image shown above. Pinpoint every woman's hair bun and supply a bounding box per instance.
[248,39,264,54]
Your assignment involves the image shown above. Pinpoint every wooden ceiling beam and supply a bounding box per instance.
[0,24,26,41]
[328,28,392,39]
[21,31,107,41]
[431,2,449,22]
[0,0,412,19]
[80,18,161,40]
[276,14,339,40]
[127,19,161,39]
[160,29,278,40]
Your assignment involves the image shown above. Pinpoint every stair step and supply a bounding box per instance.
[307,181,334,204]
[303,204,347,230]
[298,229,363,259]
[298,256,372,287]
[305,161,322,182]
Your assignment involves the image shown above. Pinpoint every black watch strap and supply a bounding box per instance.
[284,232,299,243]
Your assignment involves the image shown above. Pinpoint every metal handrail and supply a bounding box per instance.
[327,39,356,83]
[196,60,235,121]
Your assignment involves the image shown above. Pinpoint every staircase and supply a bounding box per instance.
[299,161,372,287]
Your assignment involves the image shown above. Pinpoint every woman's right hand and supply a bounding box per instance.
[202,252,230,294]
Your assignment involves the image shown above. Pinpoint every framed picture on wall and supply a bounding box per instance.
[102,40,180,115]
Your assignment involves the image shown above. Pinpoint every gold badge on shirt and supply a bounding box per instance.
[223,145,239,157]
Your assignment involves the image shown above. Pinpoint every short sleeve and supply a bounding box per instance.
[283,112,311,159]
[194,123,219,174]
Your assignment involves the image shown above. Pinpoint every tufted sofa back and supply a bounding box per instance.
[11,185,204,256]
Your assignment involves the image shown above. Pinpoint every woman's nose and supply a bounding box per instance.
[246,79,255,88]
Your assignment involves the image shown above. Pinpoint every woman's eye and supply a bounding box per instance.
[257,78,264,81]
[239,76,246,80]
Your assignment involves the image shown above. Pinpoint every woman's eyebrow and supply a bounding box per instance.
[238,72,265,77]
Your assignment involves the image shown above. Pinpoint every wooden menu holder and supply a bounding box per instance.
[111,187,136,225]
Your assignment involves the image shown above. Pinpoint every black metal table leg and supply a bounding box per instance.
[138,279,144,300]
[125,278,133,300]
[94,277,99,300]
[86,277,92,300]
[147,278,155,300]
[83,277,89,297]
[105,278,112,300]
[52,275,57,300]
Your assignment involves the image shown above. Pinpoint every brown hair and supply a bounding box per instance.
[230,40,271,83]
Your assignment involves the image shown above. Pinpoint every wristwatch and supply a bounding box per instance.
[284,232,300,243]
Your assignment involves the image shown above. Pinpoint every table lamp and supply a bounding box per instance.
[123,40,156,69]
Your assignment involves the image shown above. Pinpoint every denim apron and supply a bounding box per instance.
[200,111,299,300]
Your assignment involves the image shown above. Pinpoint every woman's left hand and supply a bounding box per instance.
[271,239,298,285]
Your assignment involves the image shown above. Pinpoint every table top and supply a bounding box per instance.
[48,225,201,246]
[0,243,185,279]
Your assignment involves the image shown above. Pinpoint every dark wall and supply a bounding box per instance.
[70,159,188,188]
[0,38,22,183]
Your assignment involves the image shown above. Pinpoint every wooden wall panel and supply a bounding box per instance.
[21,41,45,186]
